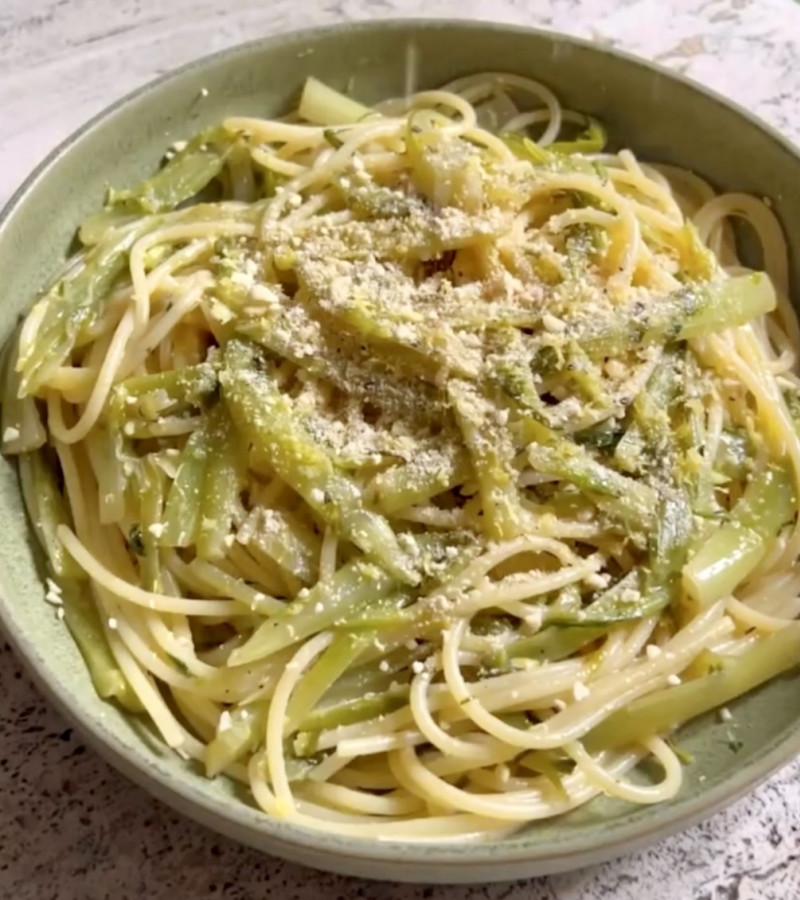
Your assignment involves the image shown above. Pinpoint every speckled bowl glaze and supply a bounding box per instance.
[1,19,800,885]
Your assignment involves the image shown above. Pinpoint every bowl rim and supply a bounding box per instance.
[1,16,800,877]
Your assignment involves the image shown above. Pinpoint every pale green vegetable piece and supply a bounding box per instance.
[585,623,800,751]
[109,130,230,215]
[131,455,165,592]
[205,703,266,777]
[574,274,776,358]
[684,464,796,606]
[18,449,83,580]
[196,409,246,561]
[1,333,46,454]
[16,227,141,395]
[160,420,211,548]
[245,508,320,587]
[227,560,398,666]
[284,631,374,734]
[370,445,470,514]
[60,579,143,712]
[449,379,522,540]
[527,441,657,531]
[221,339,418,584]
[299,77,374,126]
[295,687,411,751]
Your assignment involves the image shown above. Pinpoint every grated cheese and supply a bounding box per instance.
[572,681,590,702]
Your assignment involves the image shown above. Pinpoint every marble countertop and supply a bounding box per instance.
[2,0,800,897]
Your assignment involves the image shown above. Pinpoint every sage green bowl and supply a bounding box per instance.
[1,18,800,885]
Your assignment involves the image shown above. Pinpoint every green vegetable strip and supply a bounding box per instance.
[329,305,475,379]
[109,130,229,215]
[283,631,374,734]
[227,560,398,666]
[646,489,692,607]
[573,273,776,358]
[686,527,765,607]
[487,328,552,421]
[336,180,419,219]
[549,118,607,155]
[585,623,800,751]
[297,260,478,379]
[511,413,558,451]
[107,363,219,426]
[561,341,610,406]
[323,644,420,705]
[684,464,796,606]
[295,686,411,746]
[134,456,165,592]
[221,339,418,583]
[613,353,693,607]
[370,445,470,514]
[406,118,451,206]
[681,273,775,338]
[673,354,719,515]
[245,509,320,587]
[495,625,608,668]
[673,222,716,281]
[547,569,667,626]
[60,579,143,712]
[715,429,752,480]
[501,133,608,180]
[238,313,443,426]
[169,555,284,615]
[335,591,415,632]
[205,703,267,777]
[573,420,624,451]
[84,426,130,525]
[18,449,84,580]
[286,207,508,264]
[449,380,523,541]
[78,209,140,247]
[406,116,511,213]
[227,142,258,203]
[490,355,547,419]
[16,225,142,395]
[1,335,46,454]
[527,441,656,531]
[196,409,245,560]
[615,351,680,472]
[545,583,582,619]
[299,77,373,126]
[160,420,211,548]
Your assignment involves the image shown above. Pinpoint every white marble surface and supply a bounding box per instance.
[2,0,800,897]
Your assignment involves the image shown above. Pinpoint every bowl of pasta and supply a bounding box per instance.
[1,18,800,884]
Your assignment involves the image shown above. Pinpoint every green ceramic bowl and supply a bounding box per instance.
[1,19,800,885]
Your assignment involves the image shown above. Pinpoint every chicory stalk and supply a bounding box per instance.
[585,623,800,751]
[683,464,796,606]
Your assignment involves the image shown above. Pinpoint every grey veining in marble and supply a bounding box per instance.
[2,1,800,897]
